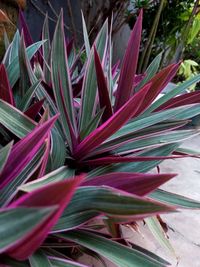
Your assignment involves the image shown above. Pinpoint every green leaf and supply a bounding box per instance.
[150,189,200,209]
[188,18,200,44]
[49,257,89,267]
[108,16,114,99]
[0,141,13,173]
[18,34,32,101]
[0,99,36,138]
[29,250,52,267]
[2,44,12,67]
[145,217,176,256]
[3,30,20,67]
[50,128,67,170]
[115,129,197,155]
[18,80,41,111]
[135,53,162,92]
[19,166,75,193]
[0,207,55,252]
[80,108,104,139]
[3,30,10,51]
[7,40,46,87]
[81,11,90,58]
[42,14,51,85]
[58,230,169,267]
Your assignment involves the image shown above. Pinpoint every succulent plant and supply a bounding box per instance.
[0,9,200,267]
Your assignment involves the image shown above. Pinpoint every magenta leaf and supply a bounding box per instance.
[73,77,84,97]
[112,60,120,78]
[133,74,146,87]
[0,115,58,190]
[0,64,15,106]
[37,129,51,178]
[136,63,180,115]
[155,90,200,111]
[94,46,113,121]
[83,172,176,196]
[114,10,143,111]
[19,10,33,47]
[7,175,85,260]
[83,154,186,166]
[24,99,45,119]
[73,83,151,160]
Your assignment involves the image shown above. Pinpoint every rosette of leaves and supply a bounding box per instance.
[0,9,200,267]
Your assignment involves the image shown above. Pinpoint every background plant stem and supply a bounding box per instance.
[138,0,166,73]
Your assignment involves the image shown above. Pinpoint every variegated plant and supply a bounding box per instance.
[0,9,200,267]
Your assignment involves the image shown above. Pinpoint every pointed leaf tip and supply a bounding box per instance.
[137,63,180,115]
[83,172,176,196]
[0,64,15,106]
[94,46,113,122]
[114,8,143,111]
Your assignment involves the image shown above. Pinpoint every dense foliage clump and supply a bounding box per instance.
[0,9,200,267]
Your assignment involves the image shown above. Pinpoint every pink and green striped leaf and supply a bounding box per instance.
[18,80,41,112]
[145,74,200,114]
[155,90,200,111]
[42,14,51,85]
[150,189,200,209]
[6,176,84,260]
[19,10,33,47]
[0,207,56,255]
[0,115,58,190]
[79,20,108,132]
[83,172,176,196]
[114,10,143,111]
[51,10,77,151]
[0,142,13,174]
[0,146,46,207]
[19,166,75,193]
[54,186,175,232]
[0,99,36,138]
[7,40,46,88]
[94,46,113,122]
[135,63,180,116]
